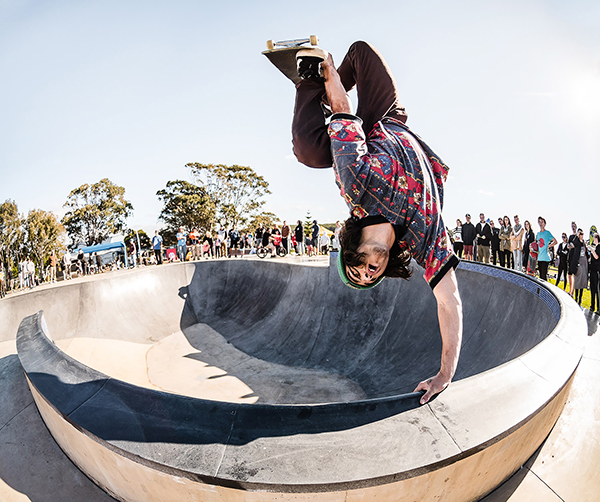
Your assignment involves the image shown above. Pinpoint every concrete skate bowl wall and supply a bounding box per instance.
[14,258,587,502]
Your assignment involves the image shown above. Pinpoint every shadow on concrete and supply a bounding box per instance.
[0,355,116,502]
[180,260,559,399]
[27,371,424,445]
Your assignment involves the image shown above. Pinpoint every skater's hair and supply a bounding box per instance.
[339,217,412,280]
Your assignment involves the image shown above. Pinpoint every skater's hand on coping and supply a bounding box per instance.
[414,372,451,405]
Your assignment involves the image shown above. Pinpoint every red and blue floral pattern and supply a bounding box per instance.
[328,115,456,287]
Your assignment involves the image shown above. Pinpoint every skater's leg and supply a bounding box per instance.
[292,41,408,168]
[292,79,332,168]
[336,41,408,135]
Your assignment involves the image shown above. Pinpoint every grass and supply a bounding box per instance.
[547,266,593,311]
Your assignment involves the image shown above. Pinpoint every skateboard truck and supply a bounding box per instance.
[266,36,319,51]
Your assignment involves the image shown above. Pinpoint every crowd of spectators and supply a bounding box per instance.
[450,214,599,313]
[159,219,342,263]
[4,213,597,315]
[0,218,344,296]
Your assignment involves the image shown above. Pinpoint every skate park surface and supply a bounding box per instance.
[0,255,597,501]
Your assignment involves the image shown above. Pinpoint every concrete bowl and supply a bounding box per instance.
[12,256,587,501]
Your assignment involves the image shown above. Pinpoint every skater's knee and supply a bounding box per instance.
[292,138,332,169]
[294,144,333,169]
[348,40,377,57]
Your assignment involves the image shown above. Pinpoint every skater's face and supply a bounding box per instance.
[345,225,395,286]
[345,243,389,286]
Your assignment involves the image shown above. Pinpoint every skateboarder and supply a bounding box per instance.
[290,41,462,405]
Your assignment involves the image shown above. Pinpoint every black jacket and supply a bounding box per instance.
[476,222,492,246]
[462,222,476,245]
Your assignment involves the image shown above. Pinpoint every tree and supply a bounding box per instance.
[156,180,216,245]
[23,209,66,273]
[186,163,271,228]
[0,200,24,268]
[62,178,133,247]
[244,211,280,233]
[304,210,314,237]
[125,229,151,250]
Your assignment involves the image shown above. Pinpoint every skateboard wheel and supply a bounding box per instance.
[266,39,275,50]
[309,35,318,46]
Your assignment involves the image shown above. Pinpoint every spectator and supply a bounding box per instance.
[462,214,476,261]
[7,266,14,291]
[261,226,271,249]
[49,250,58,283]
[305,235,314,257]
[555,233,569,289]
[217,225,227,258]
[452,219,463,258]
[589,233,599,314]
[511,215,524,273]
[0,265,5,298]
[522,220,535,271]
[128,240,137,267]
[89,253,97,274]
[567,221,580,296]
[333,221,342,251]
[255,225,264,250]
[294,220,304,255]
[281,221,291,253]
[320,232,330,254]
[0,265,6,298]
[176,227,187,262]
[187,228,197,260]
[490,220,500,265]
[229,225,241,258]
[311,220,319,251]
[475,213,491,264]
[573,229,589,305]
[96,252,103,272]
[152,230,163,265]
[536,216,557,281]
[62,252,72,280]
[499,216,513,268]
[214,234,222,258]
[26,257,35,288]
[18,259,24,289]
[77,248,85,275]
[203,231,214,259]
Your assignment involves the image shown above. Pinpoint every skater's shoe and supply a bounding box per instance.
[296,48,328,81]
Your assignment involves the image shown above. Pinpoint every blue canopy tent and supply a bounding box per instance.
[79,241,128,267]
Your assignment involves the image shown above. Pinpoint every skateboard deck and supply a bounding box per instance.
[262,36,320,84]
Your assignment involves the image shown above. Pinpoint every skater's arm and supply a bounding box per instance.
[414,268,462,405]
[322,55,352,114]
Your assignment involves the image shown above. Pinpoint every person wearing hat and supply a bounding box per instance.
[291,41,462,405]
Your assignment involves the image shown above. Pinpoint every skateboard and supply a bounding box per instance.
[262,36,322,84]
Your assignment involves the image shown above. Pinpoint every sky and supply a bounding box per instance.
[1,0,599,239]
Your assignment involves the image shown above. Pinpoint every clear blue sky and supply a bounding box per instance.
[1,0,599,238]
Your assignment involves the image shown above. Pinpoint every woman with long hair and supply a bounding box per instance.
[573,229,589,305]
[452,219,463,258]
[588,233,600,313]
[522,220,535,271]
[499,216,512,268]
